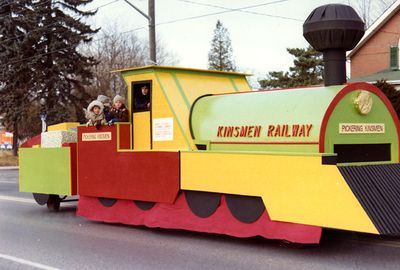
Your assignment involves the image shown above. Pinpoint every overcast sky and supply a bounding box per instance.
[85,0,385,80]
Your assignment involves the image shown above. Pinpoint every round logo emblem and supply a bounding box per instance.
[354,91,373,115]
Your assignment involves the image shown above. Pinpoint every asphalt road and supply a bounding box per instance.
[1,168,400,270]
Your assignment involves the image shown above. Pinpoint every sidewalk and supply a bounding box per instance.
[0,166,19,170]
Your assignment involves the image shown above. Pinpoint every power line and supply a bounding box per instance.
[0,1,126,68]
[0,25,147,69]
[95,0,121,10]
[156,0,300,26]
[176,0,302,22]
[0,0,119,11]
[0,0,300,69]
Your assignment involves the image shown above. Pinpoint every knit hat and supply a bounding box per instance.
[113,95,125,104]
[87,100,104,113]
[97,95,111,106]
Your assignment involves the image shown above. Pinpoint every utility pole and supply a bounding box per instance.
[123,0,156,64]
[148,0,156,64]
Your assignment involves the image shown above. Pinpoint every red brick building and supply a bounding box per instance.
[348,1,400,84]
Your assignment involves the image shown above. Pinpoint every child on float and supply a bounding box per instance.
[85,100,107,129]
[108,95,129,125]
[97,94,112,122]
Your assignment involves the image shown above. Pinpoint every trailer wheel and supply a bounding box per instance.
[226,194,265,223]
[185,191,221,218]
[133,200,156,210]
[33,193,49,205]
[98,197,117,207]
[281,240,306,249]
[46,195,61,211]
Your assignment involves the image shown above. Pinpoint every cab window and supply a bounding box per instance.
[133,83,151,112]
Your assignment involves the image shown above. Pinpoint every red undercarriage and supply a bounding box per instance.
[77,192,322,244]
[76,125,321,244]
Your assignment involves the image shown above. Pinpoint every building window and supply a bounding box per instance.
[390,46,399,70]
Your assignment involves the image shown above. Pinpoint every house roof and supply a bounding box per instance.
[347,0,400,58]
[348,68,400,83]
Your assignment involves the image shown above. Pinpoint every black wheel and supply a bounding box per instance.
[33,193,49,205]
[98,197,117,207]
[46,195,61,211]
[225,194,265,223]
[185,190,221,218]
[280,240,306,249]
[133,200,156,210]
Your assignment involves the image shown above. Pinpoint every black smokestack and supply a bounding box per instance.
[303,4,365,86]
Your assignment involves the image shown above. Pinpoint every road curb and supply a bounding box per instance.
[0,166,19,170]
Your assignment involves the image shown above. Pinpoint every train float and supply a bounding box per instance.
[19,4,400,244]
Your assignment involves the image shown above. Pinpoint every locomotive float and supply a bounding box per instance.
[18,4,400,244]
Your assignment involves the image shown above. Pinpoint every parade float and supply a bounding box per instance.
[19,4,400,244]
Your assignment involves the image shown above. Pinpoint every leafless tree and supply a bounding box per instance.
[348,0,396,27]
[84,24,146,98]
[84,23,178,100]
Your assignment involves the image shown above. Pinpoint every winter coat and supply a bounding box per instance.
[97,95,112,122]
[103,106,112,122]
[86,100,107,127]
[109,104,129,123]
[134,92,150,111]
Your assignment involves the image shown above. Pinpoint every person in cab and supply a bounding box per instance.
[134,85,150,112]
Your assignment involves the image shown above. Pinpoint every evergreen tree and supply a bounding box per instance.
[259,46,323,89]
[208,20,236,72]
[29,0,99,124]
[374,80,400,118]
[0,0,98,155]
[0,1,37,155]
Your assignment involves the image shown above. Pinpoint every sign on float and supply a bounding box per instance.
[82,132,112,141]
[339,123,385,134]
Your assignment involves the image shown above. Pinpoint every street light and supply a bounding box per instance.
[123,0,156,64]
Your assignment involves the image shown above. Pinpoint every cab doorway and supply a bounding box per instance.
[132,81,152,150]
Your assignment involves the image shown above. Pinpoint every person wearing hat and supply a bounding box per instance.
[97,95,112,122]
[109,95,129,125]
[85,100,107,128]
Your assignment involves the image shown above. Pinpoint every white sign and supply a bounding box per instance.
[82,132,112,141]
[153,118,174,141]
[339,123,385,134]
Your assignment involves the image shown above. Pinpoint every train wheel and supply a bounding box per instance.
[46,195,61,211]
[225,194,265,223]
[133,201,156,210]
[33,193,49,205]
[98,197,117,207]
[185,191,221,218]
